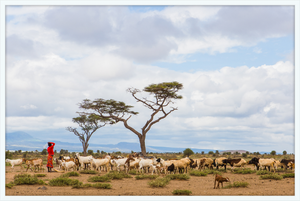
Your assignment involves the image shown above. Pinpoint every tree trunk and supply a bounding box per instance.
[139,135,147,156]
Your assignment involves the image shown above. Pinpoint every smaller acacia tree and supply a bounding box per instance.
[183,148,194,157]
[66,114,111,156]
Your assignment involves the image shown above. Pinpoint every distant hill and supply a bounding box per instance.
[5,131,266,154]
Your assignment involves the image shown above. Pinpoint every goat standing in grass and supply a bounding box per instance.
[5,158,25,172]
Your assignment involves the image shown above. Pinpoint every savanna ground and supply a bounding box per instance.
[5,152,295,196]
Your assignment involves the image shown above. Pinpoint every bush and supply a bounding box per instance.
[189,170,208,176]
[260,174,283,180]
[172,189,192,195]
[105,171,132,180]
[256,170,272,175]
[128,170,141,175]
[88,175,111,182]
[60,171,80,178]
[203,170,223,175]
[223,181,249,188]
[5,182,15,188]
[34,174,46,177]
[48,177,82,186]
[148,177,171,188]
[135,175,158,180]
[232,168,255,174]
[79,170,97,174]
[282,173,295,178]
[13,174,45,185]
[166,174,190,180]
[72,183,112,189]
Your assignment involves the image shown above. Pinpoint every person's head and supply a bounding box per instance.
[48,142,52,147]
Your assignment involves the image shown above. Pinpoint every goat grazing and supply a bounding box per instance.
[214,174,230,189]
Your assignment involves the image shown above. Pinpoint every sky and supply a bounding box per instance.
[4,5,296,154]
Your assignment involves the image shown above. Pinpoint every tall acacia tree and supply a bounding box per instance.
[78,81,183,156]
[66,114,111,156]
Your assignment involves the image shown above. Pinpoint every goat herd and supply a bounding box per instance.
[5,152,295,176]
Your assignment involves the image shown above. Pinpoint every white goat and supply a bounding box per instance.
[61,161,77,172]
[138,158,157,173]
[6,158,25,171]
[75,152,94,170]
[111,158,128,172]
[89,155,111,172]
[259,159,276,173]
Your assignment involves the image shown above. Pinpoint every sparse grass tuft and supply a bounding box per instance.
[260,174,283,180]
[5,182,15,188]
[105,171,132,180]
[91,183,112,189]
[60,171,80,178]
[203,169,223,175]
[148,177,171,188]
[223,181,249,188]
[256,170,272,175]
[34,174,46,177]
[13,173,45,185]
[232,168,256,174]
[128,170,141,175]
[282,173,295,178]
[166,174,190,180]
[172,189,192,195]
[79,170,97,174]
[135,174,158,180]
[48,177,82,186]
[88,175,111,182]
[189,170,208,176]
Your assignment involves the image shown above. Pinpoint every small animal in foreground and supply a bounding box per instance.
[214,174,230,189]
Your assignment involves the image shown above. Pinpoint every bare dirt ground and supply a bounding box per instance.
[5,164,295,196]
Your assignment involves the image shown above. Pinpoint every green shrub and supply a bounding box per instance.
[189,170,208,176]
[60,171,80,178]
[13,174,45,185]
[232,168,256,174]
[105,171,132,180]
[223,181,249,188]
[48,177,82,186]
[172,189,192,195]
[88,175,111,182]
[135,174,159,180]
[282,173,295,178]
[166,174,190,180]
[203,169,223,175]
[128,170,141,175]
[256,170,272,175]
[34,174,46,177]
[79,170,97,174]
[72,183,92,189]
[148,177,171,188]
[260,174,283,180]
[5,182,15,188]
[91,183,112,189]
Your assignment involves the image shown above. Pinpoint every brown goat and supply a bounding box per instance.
[214,174,230,189]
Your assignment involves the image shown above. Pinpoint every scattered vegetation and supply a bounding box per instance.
[79,170,97,174]
[260,174,283,180]
[223,181,249,188]
[189,170,208,176]
[166,174,190,180]
[60,171,80,178]
[13,173,45,185]
[282,173,295,178]
[128,170,141,175]
[172,189,192,195]
[232,168,256,174]
[88,175,111,182]
[72,183,112,189]
[34,174,46,177]
[148,177,171,188]
[135,174,159,180]
[203,169,223,175]
[5,182,15,188]
[256,170,272,175]
[105,171,132,180]
[48,177,82,186]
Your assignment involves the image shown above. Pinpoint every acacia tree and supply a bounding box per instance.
[66,114,110,156]
[78,81,183,156]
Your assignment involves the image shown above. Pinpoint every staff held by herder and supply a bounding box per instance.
[47,142,55,172]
